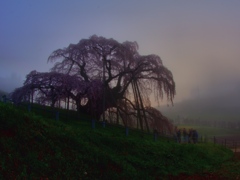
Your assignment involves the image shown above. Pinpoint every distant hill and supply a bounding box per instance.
[0,89,8,98]
[158,92,240,123]
[0,74,22,93]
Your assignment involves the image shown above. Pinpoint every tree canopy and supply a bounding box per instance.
[11,35,176,133]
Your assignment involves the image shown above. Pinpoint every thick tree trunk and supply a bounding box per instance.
[67,96,70,110]
[135,81,150,133]
[132,82,143,131]
[117,106,119,125]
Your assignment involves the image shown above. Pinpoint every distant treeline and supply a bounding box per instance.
[173,117,240,129]
[0,90,8,97]
[0,90,9,102]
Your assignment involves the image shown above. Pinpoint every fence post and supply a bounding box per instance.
[233,141,237,153]
[56,111,59,121]
[225,139,226,148]
[102,120,106,128]
[154,133,157,141]
[236,142,238,153]
[92,119,95,129]
[125,127,129,136]
[214,136,216,145]
[28,104,31,112]
[154,129,158,141]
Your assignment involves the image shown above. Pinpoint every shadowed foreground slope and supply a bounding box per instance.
[0,103,237,179]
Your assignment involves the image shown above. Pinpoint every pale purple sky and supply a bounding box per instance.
[1,0,240,104]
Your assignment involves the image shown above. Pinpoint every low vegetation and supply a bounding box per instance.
[0,102,238,179]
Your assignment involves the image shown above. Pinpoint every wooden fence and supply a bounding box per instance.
[205,136,240,152]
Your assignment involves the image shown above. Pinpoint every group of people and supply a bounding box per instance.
[175,127,199,144]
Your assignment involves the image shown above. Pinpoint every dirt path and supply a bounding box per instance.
[231,147,240,153]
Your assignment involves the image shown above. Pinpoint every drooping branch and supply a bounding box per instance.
[144,106,174,134]
[134,80,150,132]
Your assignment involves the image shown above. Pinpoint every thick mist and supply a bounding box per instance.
[1,0,240,107]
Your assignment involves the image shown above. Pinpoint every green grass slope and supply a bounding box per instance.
[0,102,235,179]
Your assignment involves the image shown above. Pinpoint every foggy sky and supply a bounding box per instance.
[1,0,240,104]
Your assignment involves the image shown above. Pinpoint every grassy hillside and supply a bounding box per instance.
[0,102,238,179]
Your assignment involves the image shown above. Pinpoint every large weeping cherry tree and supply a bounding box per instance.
[47,35,176,133]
